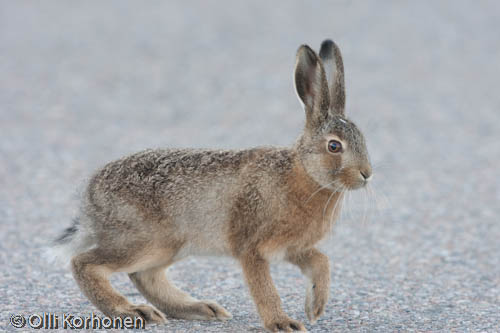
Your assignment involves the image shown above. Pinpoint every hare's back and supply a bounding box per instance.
[88,148,250,199]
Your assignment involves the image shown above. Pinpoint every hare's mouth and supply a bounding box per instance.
[339,171,372,191]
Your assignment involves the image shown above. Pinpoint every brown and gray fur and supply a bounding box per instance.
[48,39,372,332]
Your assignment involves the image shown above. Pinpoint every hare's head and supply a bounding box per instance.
[294,40,372,191]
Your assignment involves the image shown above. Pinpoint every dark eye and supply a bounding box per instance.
[327,140,342,153]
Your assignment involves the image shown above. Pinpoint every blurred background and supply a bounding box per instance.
[1,1,499,331]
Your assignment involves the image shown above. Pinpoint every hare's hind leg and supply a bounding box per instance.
[71,248,167,324]
[129,266,232,321]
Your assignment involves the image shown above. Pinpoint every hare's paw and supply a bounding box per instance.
[179,300,232,321]
[118,304,167,324]
[305,283,327,323]
[264,316,306,332]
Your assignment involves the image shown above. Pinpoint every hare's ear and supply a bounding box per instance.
[294,44,331,129]
[319,39,345,115]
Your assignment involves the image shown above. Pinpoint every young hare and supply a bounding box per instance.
[50,39,372,332]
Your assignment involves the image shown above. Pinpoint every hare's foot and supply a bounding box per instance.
[264,315,306,332]
[240,253,306,332]
[172,300,232,320]
[305,281,327,323]
[129,267,231,321]
[116,304,167,324]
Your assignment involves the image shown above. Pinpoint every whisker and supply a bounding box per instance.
[343,189,352,222]
[304,180,337,204]
[304,166,347,204]
[368,183,392,214]
[368,186,374,223]
[336,187,346,225]
[322,190,336,223]
[361,186,370,227]
[352,191,357,222]
[372,163,393,171]
[329,185,346,226]
[337,187,347,223]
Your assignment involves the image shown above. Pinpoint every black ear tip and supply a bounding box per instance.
[297,44,315,54]
[321,39,335,47]
[297,44,318,63]
[319,39,336,58]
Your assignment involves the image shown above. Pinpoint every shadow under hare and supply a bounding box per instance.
[49,39,372,332]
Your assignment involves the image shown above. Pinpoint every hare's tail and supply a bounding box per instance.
[44,216,96,267]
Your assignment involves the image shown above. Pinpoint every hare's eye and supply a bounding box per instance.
[327,140,342,153]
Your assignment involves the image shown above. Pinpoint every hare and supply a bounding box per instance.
[49,39,372,332]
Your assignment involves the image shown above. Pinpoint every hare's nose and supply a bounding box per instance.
[360,169,372,181]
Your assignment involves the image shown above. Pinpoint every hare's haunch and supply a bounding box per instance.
[50,39,372,332]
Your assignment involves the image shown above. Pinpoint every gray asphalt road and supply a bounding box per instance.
[1,1,500,332]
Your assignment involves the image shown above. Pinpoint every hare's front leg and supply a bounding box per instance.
[286,248,330,323]
[240,253,306,332]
